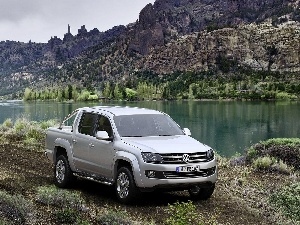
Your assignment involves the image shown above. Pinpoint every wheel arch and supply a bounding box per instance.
[53,138,75,171]
[113,151,143,187]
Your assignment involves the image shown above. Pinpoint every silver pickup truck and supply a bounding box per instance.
[45,106,217,203]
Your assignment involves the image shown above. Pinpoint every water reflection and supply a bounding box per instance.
[0,100,299,157]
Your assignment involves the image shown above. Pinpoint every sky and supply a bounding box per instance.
[0,0,155,43]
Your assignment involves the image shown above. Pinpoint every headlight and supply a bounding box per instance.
[206,149,214,161]
[141,152,163,164]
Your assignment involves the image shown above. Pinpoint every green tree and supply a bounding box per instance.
[125,88,137,101]
[72,85,79,101]
[102,82,112,99]
[67,84,73,100]
[23,88,32,101]
[113,83,123,100]
[57,89,63,101]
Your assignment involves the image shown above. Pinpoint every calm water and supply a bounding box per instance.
[0,100,299,157]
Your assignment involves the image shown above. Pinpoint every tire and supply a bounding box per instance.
[54,155,74,188]
[115,167,139,204]
[188,183,215,200]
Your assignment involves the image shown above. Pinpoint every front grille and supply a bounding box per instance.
[163,167,216,179]
[160,152,208,164]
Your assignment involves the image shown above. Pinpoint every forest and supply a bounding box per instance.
[23,70,300,101]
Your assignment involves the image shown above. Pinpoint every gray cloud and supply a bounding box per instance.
[0,0,41,22]
[0,0,155,43]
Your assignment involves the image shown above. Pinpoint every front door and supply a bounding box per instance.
[88,114,115,178]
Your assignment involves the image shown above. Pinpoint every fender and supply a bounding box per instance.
[54,138,76,171]
[113,151,144,187]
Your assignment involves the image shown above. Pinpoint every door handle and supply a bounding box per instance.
[72,139,77,144]
[89,143,95,148]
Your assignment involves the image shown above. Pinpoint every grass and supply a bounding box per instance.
[270,182,300,222]
[0,117,58,150]
[98,210,133,225]
[0,119,299,224]
[36,185,85,210]
[55,208,79,224]
[0,190,35,224]
[261,138,300,148]
[36,185,91,224]
[165,201,203,225]
[0,219,9,225]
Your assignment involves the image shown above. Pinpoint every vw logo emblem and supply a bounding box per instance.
[182,154,190,163]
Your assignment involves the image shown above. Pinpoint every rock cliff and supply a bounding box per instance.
[134,21,300,74]
[0,0,300,96]
[127,0,300,56]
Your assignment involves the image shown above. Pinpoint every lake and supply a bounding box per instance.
[0,100,299,157]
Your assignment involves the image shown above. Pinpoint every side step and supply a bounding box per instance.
[73,172,114,186]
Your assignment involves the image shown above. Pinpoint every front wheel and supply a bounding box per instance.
[188,184,215,200]
[54,155,74,188]
[115,167,139,204]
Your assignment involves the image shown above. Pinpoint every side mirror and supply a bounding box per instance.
[183,128,191,136]
[96,131,112,141]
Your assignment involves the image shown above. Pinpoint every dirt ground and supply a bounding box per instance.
[0,143,293,225]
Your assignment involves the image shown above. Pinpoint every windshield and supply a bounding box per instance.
[114,114,185,137]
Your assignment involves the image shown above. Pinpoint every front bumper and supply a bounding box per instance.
[135,159,217,189]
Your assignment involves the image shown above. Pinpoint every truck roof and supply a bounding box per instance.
[82,106,163,116]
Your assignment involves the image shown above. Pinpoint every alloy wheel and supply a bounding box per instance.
[116,172,130,199]
[56,159,66,183]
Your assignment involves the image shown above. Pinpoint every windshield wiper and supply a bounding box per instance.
[158,134,172,136]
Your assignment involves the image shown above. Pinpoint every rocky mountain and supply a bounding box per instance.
[0,25,125,96]
[0,0,300,96]
[127,0,300,55]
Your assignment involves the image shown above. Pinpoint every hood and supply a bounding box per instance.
[121,135,210,154]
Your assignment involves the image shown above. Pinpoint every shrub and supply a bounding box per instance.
[98,210,132,225]
[246,138,300,170]
[0,118,58,149]
[253,156,275,170]
[88,94,99,100]
[0,219,9,225]
[76,220,91,225]
[261,138,300,148]
[26,125,44,140]
[2,119,13,129]
[246,147,258,162]
[270,182,300,222]
[55,208,78,224]
[36,185,85,211]
[13,118,29,134]
[77,90,91,101]
[40,119,58,130]
[276,92,297,100]
[253,157,292,174]
[0,191,35,225]
[165,201,204,225]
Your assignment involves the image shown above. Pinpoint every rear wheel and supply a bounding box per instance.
[188,184,215,200]
[54,155,74,188]
[115,167,139,204]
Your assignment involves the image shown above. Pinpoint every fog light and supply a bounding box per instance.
[146,170,156,178]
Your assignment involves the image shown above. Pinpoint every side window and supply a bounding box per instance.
[78,112,97,136]
[97,115,113,137]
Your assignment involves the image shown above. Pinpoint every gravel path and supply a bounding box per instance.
[0,143,281,224]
